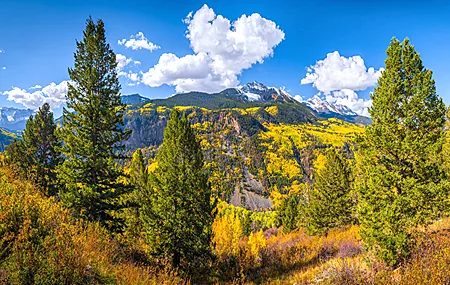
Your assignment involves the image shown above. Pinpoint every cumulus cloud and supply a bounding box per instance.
[140,4,285,93]
[2,81,71,110]
[301,51,382,93]
[116,53,132,71]
[293,95,303,102]
[301,51,383,116]
[118,32,160,52]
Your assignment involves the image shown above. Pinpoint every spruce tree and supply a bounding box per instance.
[57,18,131,230]
[278,195,300,233]
[306,148,354,235]
[130,148,148,188]
[140,110,215,275]
[356,38,447,266]
[5,103,62,195]
[124,148,148,239]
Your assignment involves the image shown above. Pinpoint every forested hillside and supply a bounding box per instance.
[3,17,450,285]
[123,101,363,210]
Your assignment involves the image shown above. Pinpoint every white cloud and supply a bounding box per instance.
[116,54,141,85]
[2,81,71,110]
[301,51,383,116]
[29,84,42,90]
[0,49,4,53]
[140,4,285,93]
[1,67,5,70]
[116,53,132,71]
[301,51,383,93]
[293,95,303,102]
[118,32,160,52]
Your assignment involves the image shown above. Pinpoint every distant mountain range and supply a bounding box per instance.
[122,81,371,125]
[0,107,34,131]
[2,81,370,132]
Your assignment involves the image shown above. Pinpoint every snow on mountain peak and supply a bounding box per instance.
[305,95,357,116]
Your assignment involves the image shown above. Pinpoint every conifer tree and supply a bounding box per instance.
[6,103,62,195]
[57,18,131,230]
[306,148,354,235]
[356,38,447,266]
[278,195,300,233]
[123,148,148,238]
[130,148,148,188]
[140,110,215,275]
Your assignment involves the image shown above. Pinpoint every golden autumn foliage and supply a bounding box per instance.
[0,166,186,285]
[247,230,266,264]
[212,213,243,257]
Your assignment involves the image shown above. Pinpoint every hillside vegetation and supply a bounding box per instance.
[2,18,450,285]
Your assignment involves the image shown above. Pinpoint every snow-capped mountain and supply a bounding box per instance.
[0,107,34,130]
[217,81,371,123]
[222,81,363,117]
[221,81,298,104]
[304,95,357,116]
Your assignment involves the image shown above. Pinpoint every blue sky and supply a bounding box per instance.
[1,0,449,116]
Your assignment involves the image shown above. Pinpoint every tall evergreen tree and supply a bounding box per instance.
[5,103,62,195]
[306,148,354,235]
[140,110,215,275]
[57,18,131,230]
[123,148,148,239]
[278,195,300,233]
[130,148,148,188]
[356,38,447,266]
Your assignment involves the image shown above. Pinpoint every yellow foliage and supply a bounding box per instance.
[314,151,327,173]
[156,105,168,113]
[265,106,278,116]
[147,161,158,173]
[174,105,194,111]
[0,166,186,284]
[245,107,262,115]
[247,230,267,262]
[270,185,287,208]
[213,212,243,257]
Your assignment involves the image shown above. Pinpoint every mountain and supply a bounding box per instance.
[150,81,305,108]
[305,95,357,116]
[222,81,298,104]
[121,94,150,105]
[122,82,368,210]
[304,95,372,125]
[0,107,34,131]
[123,102,364,210]
[0,81,365,211]
[143,81,371,125]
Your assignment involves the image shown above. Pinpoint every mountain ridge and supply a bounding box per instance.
[123,81,370,124]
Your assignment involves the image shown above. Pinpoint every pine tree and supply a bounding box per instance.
[5,103,62,195]
[356,38,447,266]
[123,148,148,239]
[278,195,300,233]
[57,18,131,230]
[130,148,148,188]
[306,148,354,235]
[140,110,216,275]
